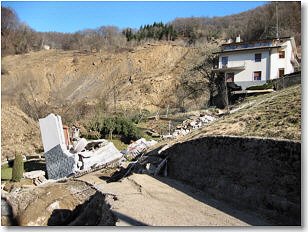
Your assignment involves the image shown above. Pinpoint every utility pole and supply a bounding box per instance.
[112,76,117,114]
[276,1,279,39]
[168,120,171,135]
[165,105,169,118]
[224,76,230,113]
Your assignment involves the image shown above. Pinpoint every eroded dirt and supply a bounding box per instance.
[3,179,116,226]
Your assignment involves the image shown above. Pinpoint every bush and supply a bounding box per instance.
[12,153,24,182]
[85,115,141,143]
[130,109,150,124]
[246,83,273,90]
[84,130,101,140]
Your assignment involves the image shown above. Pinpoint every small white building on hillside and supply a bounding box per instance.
[213,36,300,89]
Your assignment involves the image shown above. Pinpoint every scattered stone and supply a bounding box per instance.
[162,114,217,140]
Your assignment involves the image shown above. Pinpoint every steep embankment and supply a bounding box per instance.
[1,42,216,160]
[145,85,301,225]
[188,84,301,141]
[1,103,42,160]
[1,43,212,112]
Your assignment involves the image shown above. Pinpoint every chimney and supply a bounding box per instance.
[236,35,241,43]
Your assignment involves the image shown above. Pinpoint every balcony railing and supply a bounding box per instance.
[222,42,273,51]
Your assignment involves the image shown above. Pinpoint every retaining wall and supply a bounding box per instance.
[271,71,301,90]
[163,135,301,225]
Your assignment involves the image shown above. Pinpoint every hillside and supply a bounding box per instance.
[185,84,301,142]
[1,102,42,160]
[2,2,300,56]
[1,43,216,114]
[144,84,301,155]
[1,42,218,160]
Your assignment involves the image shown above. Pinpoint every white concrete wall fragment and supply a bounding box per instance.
[39,114,67,153]
[82,142,123,171]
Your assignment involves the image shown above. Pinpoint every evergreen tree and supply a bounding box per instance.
[12,153,24,182]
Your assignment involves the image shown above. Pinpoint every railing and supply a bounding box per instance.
[219,61,246,69]
[223,41,273,51]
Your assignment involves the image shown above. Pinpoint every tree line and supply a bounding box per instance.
[1,2,301,56]
[123,22,177,42]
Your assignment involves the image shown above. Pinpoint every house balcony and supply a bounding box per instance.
[212,62,246,73]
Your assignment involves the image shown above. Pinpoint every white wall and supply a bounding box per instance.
[270,40,294,79]
[219,50,270,82]
[218,39,296,87]
[39,114,67,153]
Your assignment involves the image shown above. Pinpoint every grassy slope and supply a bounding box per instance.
[188,84,301,141]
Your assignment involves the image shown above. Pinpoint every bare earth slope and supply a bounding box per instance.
[1,43,210,112]
[1,102,41,160]
[1,43,214,160]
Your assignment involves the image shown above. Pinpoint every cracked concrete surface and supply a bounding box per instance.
[77,173,269,226]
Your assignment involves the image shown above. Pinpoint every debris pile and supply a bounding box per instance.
[39,114,123,180]
[108,144,171,182]
[23,170,47,186]
[164,114,216,139]
[123,138,158,160]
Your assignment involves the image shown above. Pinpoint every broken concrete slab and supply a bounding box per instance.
[126,138,157,159]
[39,114,123,180]
[39,114,66,153]
[23,170,45,179]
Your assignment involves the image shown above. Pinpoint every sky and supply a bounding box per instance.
[2,1,267,33]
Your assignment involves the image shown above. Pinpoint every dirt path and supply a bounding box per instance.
[77,173,268,226]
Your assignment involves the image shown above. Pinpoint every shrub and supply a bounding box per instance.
[84,115,141,143]
[246,83,273,90]
[84,130,101,140]
[12,153,24,182]
[130,109,150,124]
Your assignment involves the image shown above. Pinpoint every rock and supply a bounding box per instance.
[6,180,116,226]
[23,170,46,179]
[1,198,13,216]
[33,175,47,186]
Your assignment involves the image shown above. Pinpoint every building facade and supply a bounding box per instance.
[213,36,300,90]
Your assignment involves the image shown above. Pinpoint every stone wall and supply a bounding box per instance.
[271,71,301,90]
[162,135,301,225]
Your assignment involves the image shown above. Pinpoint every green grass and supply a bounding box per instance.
[1,163,12,180]
[1,160,46,181]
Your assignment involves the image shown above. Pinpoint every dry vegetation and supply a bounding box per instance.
[1,43,217,160]
[188,85,301,141]
[1,2,300,56]
[1,103,42,160]
[1,2,301,161]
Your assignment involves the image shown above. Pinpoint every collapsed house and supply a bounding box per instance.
[39,114,123,180]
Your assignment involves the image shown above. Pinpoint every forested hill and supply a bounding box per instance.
[170,1,300,44]
[1,1,301,56]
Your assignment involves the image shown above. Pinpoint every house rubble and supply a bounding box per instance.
[163,114,216,139]
[39,113,123,180]
[122,138,157,160]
